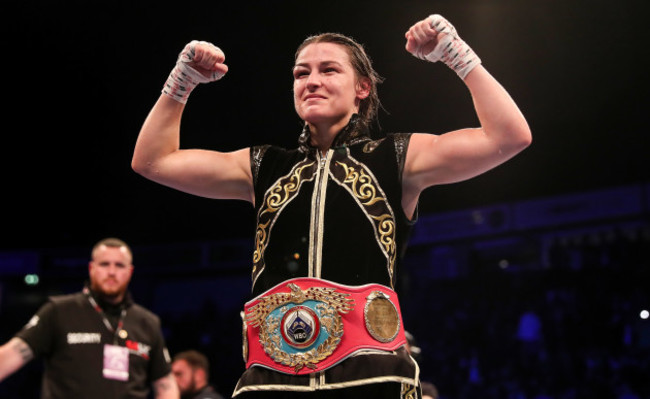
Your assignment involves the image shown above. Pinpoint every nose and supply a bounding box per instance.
[305,71,321,90]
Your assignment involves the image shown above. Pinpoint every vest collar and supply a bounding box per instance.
[298,114,371,153]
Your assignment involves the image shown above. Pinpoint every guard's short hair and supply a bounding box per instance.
[91,237,132,261]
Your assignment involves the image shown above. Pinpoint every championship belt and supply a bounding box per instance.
[243,277,406,375]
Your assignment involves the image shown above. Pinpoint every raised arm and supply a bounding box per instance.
[401,15,532,216]
[0,337,34,381]
[132,41,254,203]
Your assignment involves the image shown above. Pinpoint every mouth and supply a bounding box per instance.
[304,94,326,101]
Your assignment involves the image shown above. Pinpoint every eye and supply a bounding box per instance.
[293,69,309,79]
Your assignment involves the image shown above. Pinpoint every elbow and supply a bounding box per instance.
[506,122,532,155]
[131,157,144,176]
[517,126,533,151]
[131,156,152,178]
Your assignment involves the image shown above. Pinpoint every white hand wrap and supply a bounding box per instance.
[420,15,481,80]
[162,40,225,104]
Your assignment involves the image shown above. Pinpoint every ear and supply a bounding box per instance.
[356,77,371,100]
[194,367,207,384]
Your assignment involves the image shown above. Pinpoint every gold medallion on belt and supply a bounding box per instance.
[364,291,401,343]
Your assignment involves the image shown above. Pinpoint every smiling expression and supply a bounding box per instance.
[293,42,369,128]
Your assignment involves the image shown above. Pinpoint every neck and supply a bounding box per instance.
[89,287,125,307]
[181,385,209,399]
[307,113,356,151]
[102,294,124,305]
[307,125,335,153]
[188,383,208,396]
[196,383,208,391]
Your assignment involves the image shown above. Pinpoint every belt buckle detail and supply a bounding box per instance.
[246,282,354,373]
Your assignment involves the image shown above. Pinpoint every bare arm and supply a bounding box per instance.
[131,41,254,204]
[401,16,532,216]
[152,372,180,399]
[0,338,34,381]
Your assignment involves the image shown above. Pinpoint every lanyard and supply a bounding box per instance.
[84,287,127,345]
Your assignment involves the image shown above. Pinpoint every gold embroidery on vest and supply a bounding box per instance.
[333,159,397,282]
[401,382,417,399]
[338,163,384,206]
[252,160,316,286]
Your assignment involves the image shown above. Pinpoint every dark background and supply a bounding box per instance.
[2,0,648,250]
[1,1,650,398]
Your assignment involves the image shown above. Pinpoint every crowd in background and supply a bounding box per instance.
[1,224,648,399]
[400,224,650,399]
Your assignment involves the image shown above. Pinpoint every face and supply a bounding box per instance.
[88,245,133,303]
[171,359,196,395]
[293,42,369,127]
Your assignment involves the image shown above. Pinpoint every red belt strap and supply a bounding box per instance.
[243,277,406,375]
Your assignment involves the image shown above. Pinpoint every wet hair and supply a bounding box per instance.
[91,237,132,261]
[295,33,384,130]
[173,350,210,374]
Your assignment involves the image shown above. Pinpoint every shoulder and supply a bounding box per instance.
[14,294,85,344]
[390,132,413,151]
[197,394,224,399]
[357,133,412,152]
[194,385,224,399]
[250,144,304,170]
[127,303,161,323]
[251,144,308,187]
[252,144,302,160]
[351,133,413,172]
[48,291,85,307]
[386,133,413,153]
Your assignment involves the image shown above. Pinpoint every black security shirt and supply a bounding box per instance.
[16,290,171,399]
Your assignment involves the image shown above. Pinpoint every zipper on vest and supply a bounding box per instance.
[309,150,331,279]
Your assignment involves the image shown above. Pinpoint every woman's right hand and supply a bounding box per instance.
[162,40,228,103]
[183,40,229,80]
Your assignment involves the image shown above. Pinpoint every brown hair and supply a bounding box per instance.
[295,33,384,129]
[91,237,132,261]
[173,350,210,374]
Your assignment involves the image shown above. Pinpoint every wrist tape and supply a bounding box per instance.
[422,15,481,80]
[162,40,225,104]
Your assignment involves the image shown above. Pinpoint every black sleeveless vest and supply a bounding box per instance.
[249,116,415,296]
